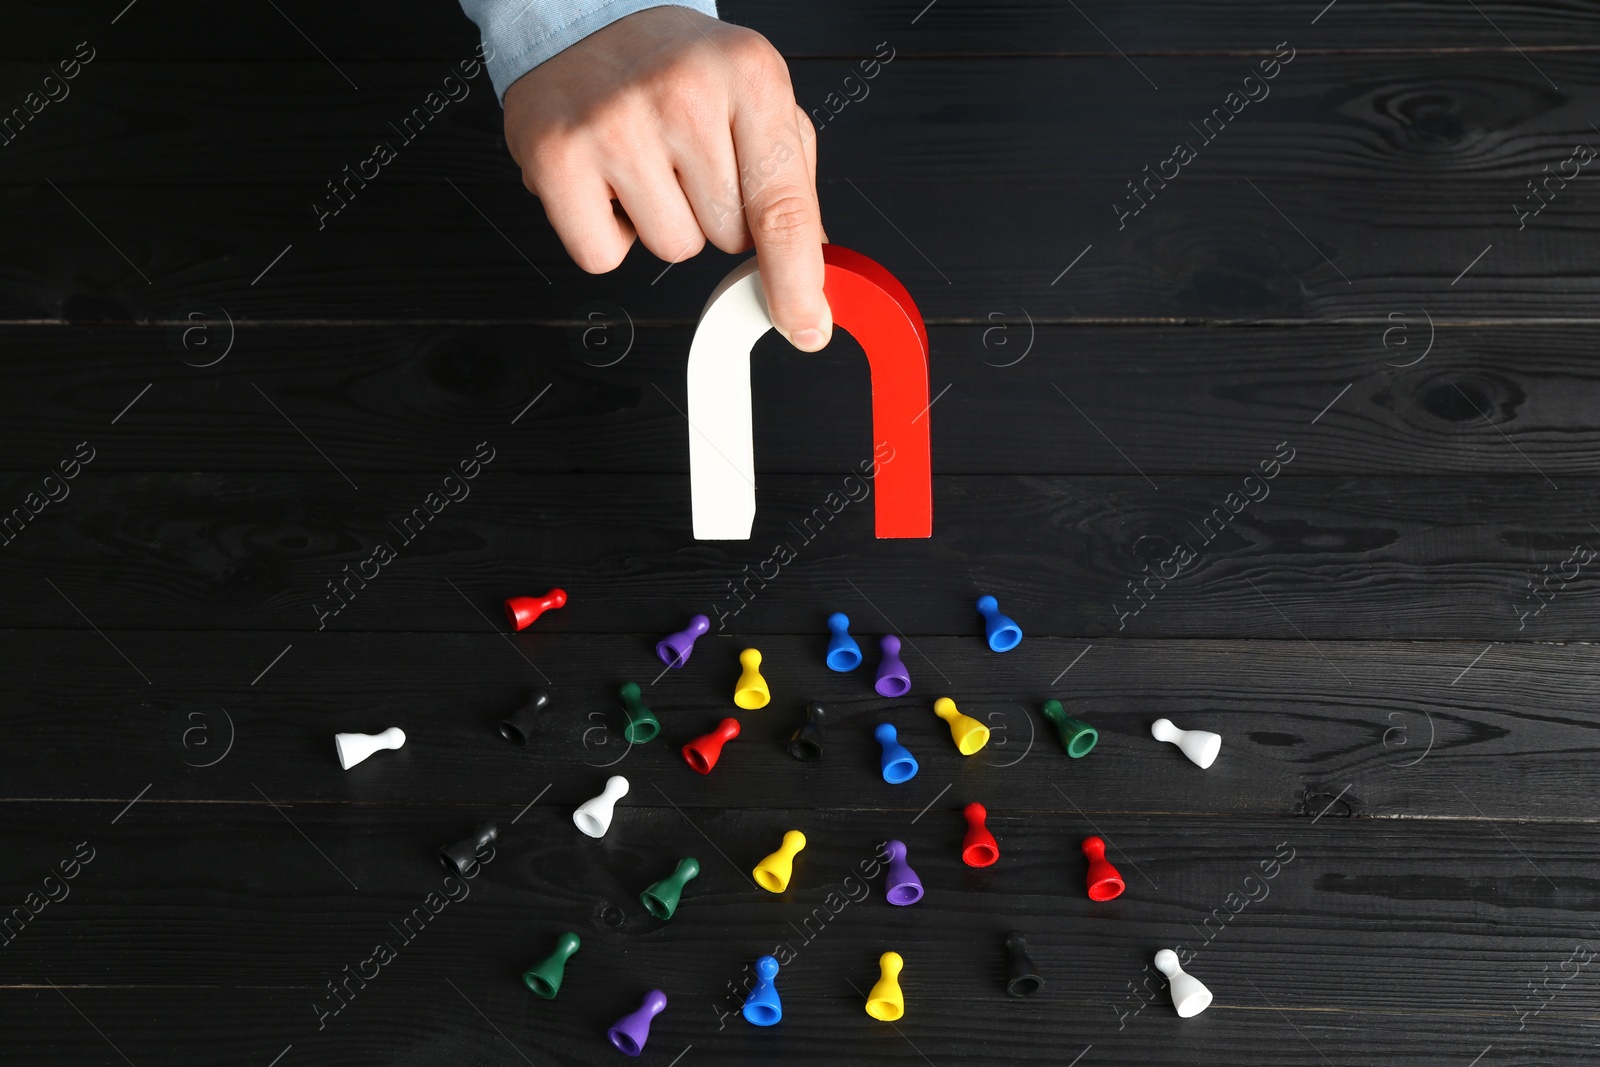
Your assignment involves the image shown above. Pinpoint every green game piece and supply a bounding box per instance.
[640,857,700,921]
[522,931,581,999]
[618,682,660,744]
[1041,700,1098,757]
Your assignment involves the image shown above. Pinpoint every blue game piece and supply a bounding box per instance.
[825,612,863,672]
[874,635,911,697]
[976,595,1022,652]
[874,723,919,784]
[742,955,782,1025]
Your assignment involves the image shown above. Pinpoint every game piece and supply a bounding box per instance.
[752,829,807,893]
[734,648,771,709]
[883,839,924,906]
[498,689,550,745]
[639,857,700,921]
[1004,932,1043,998]
[961,802,999,867]
[504,588,567,631]
[522,931,581,999]
[975,595,1022,652]
[1154,949,1213,1017]
[686,244,932,540]
[682,717,740,775]
[335,727,405,769]
[1151,718,1221,769]
[656,614,710,668]
[874,635,912,698]
[608,989,667,1056]
[865,951,906,1021]
[787,700,827,762]
[874,724,919,784]
[438,821,499,877]
[573,775,629,838]
[825,612,863,671]
[1040,700,1097,757]
[742,955,783,1026]
[932,697,990,755]
[618,683,660,744]
[1082,836,1125,901]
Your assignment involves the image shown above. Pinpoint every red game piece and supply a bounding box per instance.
[961,802,999,867]
[682,717,740,775]
[1082,836,1125,901]
[505,588,567,631]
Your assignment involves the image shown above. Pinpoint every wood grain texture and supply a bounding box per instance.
[0,324,1595,476]
[0,630,1595,815]
[5,1,1600,59]
[0,472,1593,639]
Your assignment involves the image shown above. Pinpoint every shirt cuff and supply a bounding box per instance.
[460,0,721,105]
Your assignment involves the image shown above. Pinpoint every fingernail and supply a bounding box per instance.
[790,328,826,350]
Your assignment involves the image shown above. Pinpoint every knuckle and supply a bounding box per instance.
[752,194,815,244]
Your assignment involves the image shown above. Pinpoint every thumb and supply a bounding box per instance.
[737,130,830,350]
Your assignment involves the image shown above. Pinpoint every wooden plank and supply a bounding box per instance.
[4,2,1599,59]
[0,633,1594,818]
[0,802,1592,1061]
[0,323,1594,477]
[0,472,1593,640]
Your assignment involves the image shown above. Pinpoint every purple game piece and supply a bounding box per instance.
[884,839,923,906]
[874,635,911,698]
[608,989,667,1056]
[656,615,710,669]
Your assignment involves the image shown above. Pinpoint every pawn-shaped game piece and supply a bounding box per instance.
[505,588,567,631]
[682,717,740,775]
[574,775,629,838]
[753,829,806,893]
[1152,717,1221,769]
[932,697,990,755]
[874,635,912,697]
[335,727,405,769]
[742,955,783,1026]
[976,594,1022,652]
[618,682,660,744]
[1004,932,1043,997]
[1040,699,1098,758]
[874,724,919,784]
[1154,949,1213,1018]
[639,857,700,920]
[961,802,999,867]
[734,648,771,709]
[865,951,905,1021]
[656,614,710,668]
[825,612,863,671]
[883,839,923,906]
[1082,835,1125,901]
[522,931,581,999]
[608,989,667,1056]
[499,689,550,745]
[787,700,827,762]
[439,821,499,877]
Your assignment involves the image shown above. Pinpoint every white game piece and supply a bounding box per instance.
[335,727,405,770]
[1151,718,1221,769]
[1154,949,1213,1017]
[573,775,630,838]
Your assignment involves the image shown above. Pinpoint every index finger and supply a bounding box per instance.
[732,92,831,352]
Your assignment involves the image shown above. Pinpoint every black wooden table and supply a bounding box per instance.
[4,2,1600,1064]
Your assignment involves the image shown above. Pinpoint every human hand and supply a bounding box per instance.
[503,7,831,351]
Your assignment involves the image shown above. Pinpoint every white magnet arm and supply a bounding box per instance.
[686,258,772,540]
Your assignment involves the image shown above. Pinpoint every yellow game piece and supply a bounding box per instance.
[752,829,806,893]
[865,951,905,1021]
[734,648,771,709]
[933,697,990,755]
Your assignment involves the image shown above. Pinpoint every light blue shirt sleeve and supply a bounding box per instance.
[459,0,721,104]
